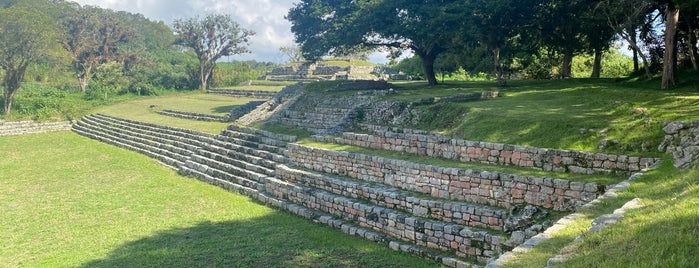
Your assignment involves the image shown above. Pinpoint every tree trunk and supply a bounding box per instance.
[417,52,438,86]
[591,48,603,78]
[661,3,679,89]
[687,24,698,71]
[78,65,92,92]
[622,29,653,80]
[2,71,21,115]
[493,46,506,86]
[560,50,573,78]
[627,24,639,72]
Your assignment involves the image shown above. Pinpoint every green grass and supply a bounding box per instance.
[94,93,255,134]
[0,132,440,268]
[499,161,699,267]
[368,78,699,155]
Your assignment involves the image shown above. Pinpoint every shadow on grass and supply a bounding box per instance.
[211,104,240,114]
[78,212,435,268]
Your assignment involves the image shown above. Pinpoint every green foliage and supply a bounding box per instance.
[210,61,274,88]
[572,48,634,78]
[173,14,255,90]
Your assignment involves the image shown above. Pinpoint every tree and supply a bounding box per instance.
[279,45,304,63]
[287,0,469,86]
[60,6,136,92]
[470,0,539,84]
[0,7,56,114]
[596,0,655,79]
[660,0,680,89]
[172,14,254,90]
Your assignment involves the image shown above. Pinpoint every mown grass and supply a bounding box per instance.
[0,132,439,268]
[94,93,258,134]
[499,161,699,267]
[382,78,699,155]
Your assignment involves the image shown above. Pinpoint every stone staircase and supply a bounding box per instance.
[207,89,278,99]
[72,114,584,267]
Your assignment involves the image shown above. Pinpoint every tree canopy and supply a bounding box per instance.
[173,14,255,90]
[0,6,57,114]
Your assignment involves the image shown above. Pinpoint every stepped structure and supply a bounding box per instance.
[72,112,642,266]
[0,120,72,136]
[261,62,392,81]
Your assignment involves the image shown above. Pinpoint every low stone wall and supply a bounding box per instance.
[0,120,72,136]
[156,109,229,122]
[287,144,602,211]
[207,89,277,99]
[276,165,507,230]
[313,125,660,175]
[411,92,500,105]
[228,101,266,120]
[264,172,504,262]
[659,120,699,168]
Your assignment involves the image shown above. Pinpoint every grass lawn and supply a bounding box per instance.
[382,78,699,155]
[0,131,439,268]
[94,93,258,134]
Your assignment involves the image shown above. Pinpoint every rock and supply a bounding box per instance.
[504,205,544,233]
[663,122,685,134]
[598,139,619,150]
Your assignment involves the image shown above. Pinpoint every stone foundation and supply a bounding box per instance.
[659,120,699,168]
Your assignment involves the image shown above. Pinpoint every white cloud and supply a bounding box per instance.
[72,0,298,63]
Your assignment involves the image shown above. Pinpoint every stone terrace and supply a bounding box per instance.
[0,120,72,136]
[71,114,618,266]
[313,124,661,175]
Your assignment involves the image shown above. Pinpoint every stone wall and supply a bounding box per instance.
[207,89,277,99]
[228,101,266,120]
[659,120,699,168]
[156,109,229,122]
[313,125,661,175]
[264,170,505,262]
[287,144,603,211]
[0,120,72,136]
[275,165,507,230]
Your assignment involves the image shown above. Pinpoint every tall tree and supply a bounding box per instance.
[660,0,680,89]
[471,0,539,84]
[0,6,56,114]
[172,14,254,91]
[596,0,655,79]
[60,6,136,92]
[287,0,469,86]
[533,0,598,78]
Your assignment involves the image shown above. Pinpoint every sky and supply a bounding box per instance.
[72,0,303,63]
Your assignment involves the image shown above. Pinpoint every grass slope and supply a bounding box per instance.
[0,132,438,268]
[95,93,259,134]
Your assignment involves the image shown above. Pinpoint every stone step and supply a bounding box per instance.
[194,146,276,177]
[205,138,282,169]
[72,124,184,169]
[92,114,216,144]
[226,124,297,143]
[219,129,289,149]
[216,133,288,162]
[181,160,265,191]
[179,165,261,196]
[87,114,212,150]
[263,175,504,263]
[188,153,272,184]
[77,118,192,164]
[276,165,507,231]
[80,116,197,157]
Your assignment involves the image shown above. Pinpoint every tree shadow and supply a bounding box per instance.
[211,105,240,114]
[78,212,436,268]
